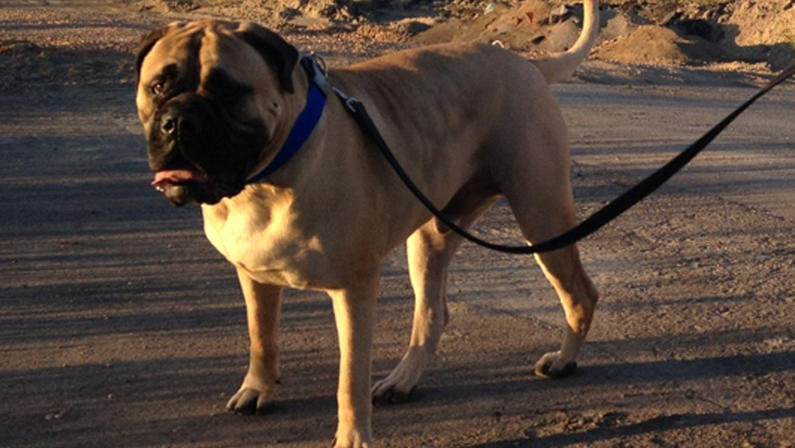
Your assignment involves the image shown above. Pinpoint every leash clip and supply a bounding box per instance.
[302,52,329,88]
[332,86,360,113]
[303,52,360,113]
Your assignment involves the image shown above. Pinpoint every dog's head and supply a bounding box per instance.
[135,20,299,206]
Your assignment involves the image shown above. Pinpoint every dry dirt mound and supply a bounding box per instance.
[413,0,795,71]
[717,0,795,69]
[597,0,795,70]
[593,25,723,66]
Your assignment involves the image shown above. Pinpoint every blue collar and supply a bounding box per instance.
[247,58,327,183]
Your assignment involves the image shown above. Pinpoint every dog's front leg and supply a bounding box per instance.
[227,269,283,414]
[328,281,379,448]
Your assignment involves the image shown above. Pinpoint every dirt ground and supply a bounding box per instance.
[2,1,795,447]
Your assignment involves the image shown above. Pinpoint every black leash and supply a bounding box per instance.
[339,63,795,254]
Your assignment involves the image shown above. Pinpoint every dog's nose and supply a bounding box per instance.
[154,95,208,149]
[160,114,177,136]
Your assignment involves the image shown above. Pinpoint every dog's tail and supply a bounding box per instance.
[530,0,599,84]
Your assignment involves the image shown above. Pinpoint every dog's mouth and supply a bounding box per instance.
[152,169,209,193]
[152,168,244,206]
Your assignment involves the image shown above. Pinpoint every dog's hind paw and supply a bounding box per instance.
[226,387,276,415]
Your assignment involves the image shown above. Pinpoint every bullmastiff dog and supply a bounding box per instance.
[135,0,600,446]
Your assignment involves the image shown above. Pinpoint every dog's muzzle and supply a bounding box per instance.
[146,93,266,206]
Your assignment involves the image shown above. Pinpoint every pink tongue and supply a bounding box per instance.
[152,169,206,188]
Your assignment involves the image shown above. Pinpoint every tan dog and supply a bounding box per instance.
[136,1,600,446]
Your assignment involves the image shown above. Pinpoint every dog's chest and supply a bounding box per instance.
[200,197,330,289]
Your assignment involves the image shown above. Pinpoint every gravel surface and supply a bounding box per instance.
[1,3,794,448]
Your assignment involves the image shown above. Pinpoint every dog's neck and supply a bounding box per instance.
[246,57,327,184]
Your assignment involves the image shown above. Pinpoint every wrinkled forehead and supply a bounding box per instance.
[139,21,261,88]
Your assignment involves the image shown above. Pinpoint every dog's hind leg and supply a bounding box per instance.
[531,244,599,377]
[372,194,496,404]
[503,167,599,378]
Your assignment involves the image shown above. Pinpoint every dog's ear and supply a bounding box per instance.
[237,22,299,94]
[135,26,171,88]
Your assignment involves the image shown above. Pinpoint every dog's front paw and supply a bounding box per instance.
[331,430,374,448]
[372,383,416,405]
[533,351,577,379]
[226,387,276,415]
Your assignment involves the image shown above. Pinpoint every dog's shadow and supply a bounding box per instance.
[454,351,795,448]
[460,405,795,448]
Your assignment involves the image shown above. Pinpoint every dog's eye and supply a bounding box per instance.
[151,82,165,95]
